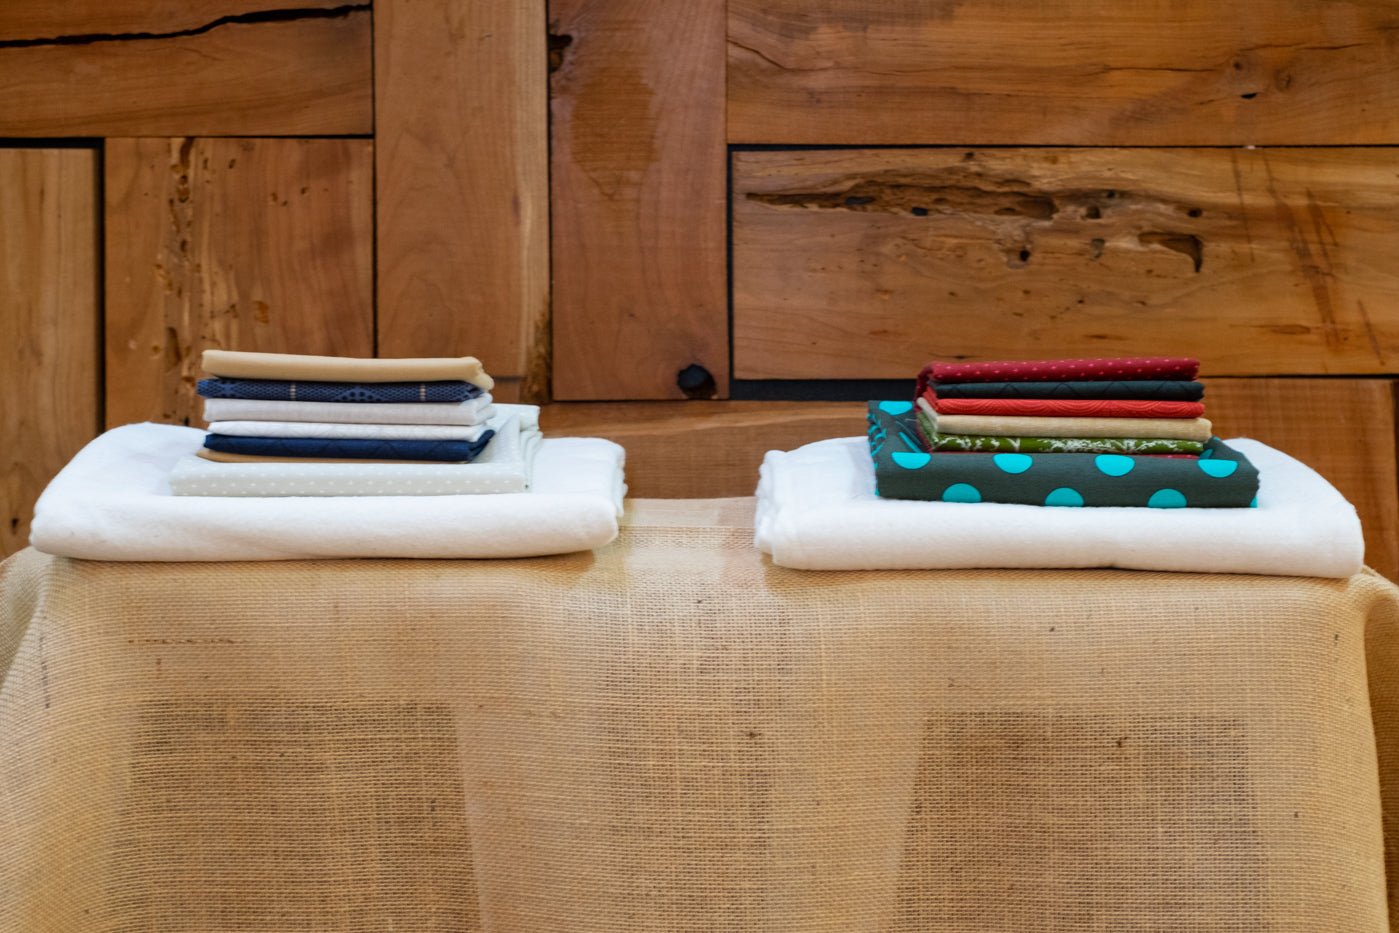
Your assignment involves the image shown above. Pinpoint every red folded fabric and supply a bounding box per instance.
[929,393,1206,419]
[916,357,1201,396]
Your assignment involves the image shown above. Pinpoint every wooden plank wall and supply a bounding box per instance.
[0,149,97,557]
[731,146,1399,379]
[105,137,376,428]
[548,0,729,400]
[547,0,1399,579]
[3,0,1397,582]
[0,0,546,556]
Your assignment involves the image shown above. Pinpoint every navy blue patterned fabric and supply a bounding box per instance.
[202,432,495,462]
[197,378,484,403]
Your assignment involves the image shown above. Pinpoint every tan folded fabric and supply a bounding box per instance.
[921,398,1213,440]
[201,349,494,390]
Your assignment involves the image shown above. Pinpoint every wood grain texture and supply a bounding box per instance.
[550,0,729,400]
[0,149,98,559]
[0,1,350,40]
[540,401,867,497]
[375,0,549,397]
[733,147,1399,379]
[541,386,1397,581]
[1203,377,1397,582]
[0,9,371,136]
[728,0,1399,145]
[104,137,374,429]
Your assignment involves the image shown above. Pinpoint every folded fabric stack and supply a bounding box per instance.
[172,349,541,496]
[870,356,1260,508]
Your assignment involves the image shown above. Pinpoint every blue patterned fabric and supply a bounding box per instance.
[202,432,495,462]
[197,378,484,403]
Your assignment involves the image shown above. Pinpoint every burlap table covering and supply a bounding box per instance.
[2,497,1397,932]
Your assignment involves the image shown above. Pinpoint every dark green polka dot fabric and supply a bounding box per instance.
[868,401,1259,508]
[931,379,1205,401]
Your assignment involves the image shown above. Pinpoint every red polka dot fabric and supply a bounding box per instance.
[916,357,1200,397]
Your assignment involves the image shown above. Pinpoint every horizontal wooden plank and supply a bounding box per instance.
[0,9,371,136]
[550,0,729,399]
[733,147,1399,379]
[0,1,351,40]
[540,383,1398,581]
[104,137,375,429]
[376,0,549,391]
[0,149,98,559]
[728,0,1399,145]
[540,401,867,498]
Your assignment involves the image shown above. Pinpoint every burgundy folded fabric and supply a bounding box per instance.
[927,392,1205,420]
[916,357,1201,397]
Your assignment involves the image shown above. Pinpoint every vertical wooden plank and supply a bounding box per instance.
[376,0,550,403]
[1206,377,1398,582]
[0,148,98,558]
[104,137,375,429]
[550,0,728,400]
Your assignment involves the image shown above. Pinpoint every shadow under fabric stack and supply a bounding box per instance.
[868,356,1260,508]
[170,350,540,496]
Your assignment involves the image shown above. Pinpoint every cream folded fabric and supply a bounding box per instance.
[171,409,542,495]
[202,396,496,427]
[920,397,1213,441]
[29,421,624,560]
[753,435,1364,577]
[202,349,494,390]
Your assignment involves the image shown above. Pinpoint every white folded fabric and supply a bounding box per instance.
[170,408,542,497]
[29,422,625,561]
[754,435,1364,577]
[201,396,495,426]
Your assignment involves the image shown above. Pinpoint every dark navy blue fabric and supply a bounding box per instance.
[197,377,484,403]
[202,432,495,462]
[931,380,1205,401]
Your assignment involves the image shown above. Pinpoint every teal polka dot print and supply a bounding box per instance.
[1044,487,1085,507]
[1094,454,1135,476]
[942,483,982,503]
[992,453,1033,474]
[1147,489,1188,508]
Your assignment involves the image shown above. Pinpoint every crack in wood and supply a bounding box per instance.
[0,4,369,49]
[747,178,1057,219]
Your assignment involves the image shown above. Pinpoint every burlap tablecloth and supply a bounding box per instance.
[3,497,1397,932]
